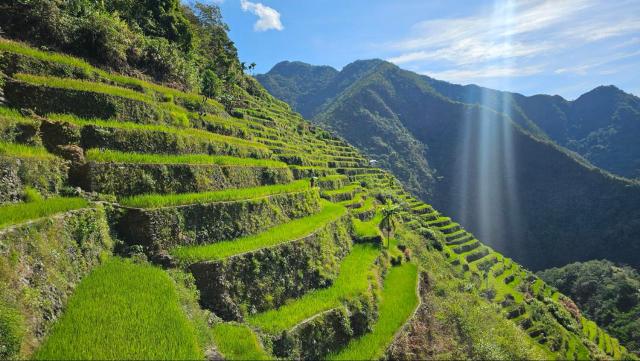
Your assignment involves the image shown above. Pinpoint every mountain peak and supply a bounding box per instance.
[266,61,338,77]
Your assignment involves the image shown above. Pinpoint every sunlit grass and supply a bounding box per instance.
[0,38,95,75]
[321,184,360,197]
[120,180,310,208]
[211,323,270,360]
[14,73,153,103]
[49,114,269,152]
[0,198,88,229]
[172,201,345,263]
[85,149,285,167]
[0,105,35,123]
[353,211,383,241]
[0,141,54,159]
[247,243,380,334]
[35,258,202,360]
[330,263,418,360]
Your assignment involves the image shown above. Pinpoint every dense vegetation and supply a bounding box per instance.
[0,2,635,360]
[538,260,640,354]
[0,0,249,108]
[258,59,640,271]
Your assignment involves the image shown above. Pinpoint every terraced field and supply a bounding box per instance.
[0,38,634,360]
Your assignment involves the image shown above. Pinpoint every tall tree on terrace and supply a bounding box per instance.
[380,200,400,249]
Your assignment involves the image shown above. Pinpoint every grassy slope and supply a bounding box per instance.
[0,198,88,228]
[211,323,269,360]
[120,180,310,208]
[85,149,285,167]
[50,114,268,151]
[331,263,418,360]
[248,243,380,334]
[35,258,202,360]
[0,141,54,159]
[172,200,346,263]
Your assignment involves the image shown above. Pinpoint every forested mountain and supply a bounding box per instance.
[539,260,640,354]
[260,61,640,180]
[258,60,640,271]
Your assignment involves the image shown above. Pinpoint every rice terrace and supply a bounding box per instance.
[1,0,639,360]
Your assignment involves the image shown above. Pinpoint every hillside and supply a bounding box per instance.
[538,260,640,354]
[258,60,640,271]
[424,79,640,180]
[0,37,635,360]
[259,62,640,180]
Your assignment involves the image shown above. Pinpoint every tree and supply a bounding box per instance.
[201,69,222,99]
[380,200,400,249]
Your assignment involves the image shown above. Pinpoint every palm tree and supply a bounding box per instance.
[380,200,400,249]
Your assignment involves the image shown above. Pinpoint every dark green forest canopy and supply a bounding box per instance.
[0,0,244,92]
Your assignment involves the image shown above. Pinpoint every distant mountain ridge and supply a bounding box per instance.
[257,60,640,271]
[259,61,640,180]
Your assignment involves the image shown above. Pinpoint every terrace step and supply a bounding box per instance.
[183,203,352,320]
[316,175,348,191]
[43,116,271,159]
[79,150,293,197]
[336,167,382,176]
[247,244,382,359]
[452,240,480,254]
[438,223,462,235]
[445,230,467,242]
[332,263,419,360]
[447,234,474,246]
[290,166,338,179]
[411,204,435,215]
[321,184,361,203]
[0,143,69,204]
[427,217,452,228]
[466,247,490,263]
[353,211,383,243]
[5,75,188,127]
[116,183,320,256]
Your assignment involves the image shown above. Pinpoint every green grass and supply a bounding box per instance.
[0,197,88,228]
[13,73,191,126]
[318,175,348,181]
[0,38,96,76]
[1,39,225,114]
[35,258,202,360]
[331,263,419,360]
[321,184,360,197]
[0,141,54,159]
[49,114,269,152]
[247,243,380,334]
[0,105,35,124]
[353,211,383,240]
[85,149,285,167]
[172,201,346,263]
[353,197,376,214]
[14,73,153,103]
[211,323,270,360]
[121,180,310,208]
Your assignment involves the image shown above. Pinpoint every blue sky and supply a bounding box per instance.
[201,0,640,99]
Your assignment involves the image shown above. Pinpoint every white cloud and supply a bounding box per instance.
[423,65,543,83]
[384,0,640,81]
[240,0,283,32]
[554,50,640,75]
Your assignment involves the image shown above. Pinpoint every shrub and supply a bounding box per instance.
[73,11,138,69]
[0,303,24,360]
[22,186,43,202]
[136,37,198,89]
